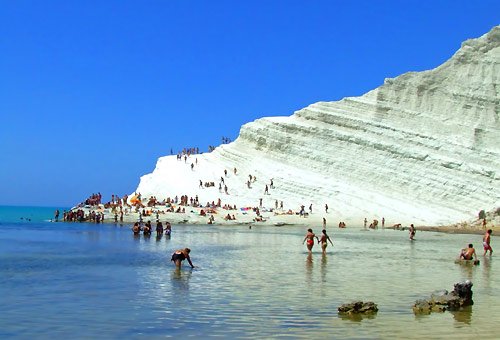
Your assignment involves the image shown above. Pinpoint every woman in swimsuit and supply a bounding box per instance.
[171,248,195,268]
[165,222,172,236]
[319,229,333,254]
[303,228,319,253]
[409,224,416,240]
[156,221,164,236]
[132,222,141,235]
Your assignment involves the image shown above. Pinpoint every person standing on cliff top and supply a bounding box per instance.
[483,229,493,256]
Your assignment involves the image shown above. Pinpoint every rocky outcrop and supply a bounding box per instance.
[413,281,474,314]
[135,26,499,225]
[338,301,378,315]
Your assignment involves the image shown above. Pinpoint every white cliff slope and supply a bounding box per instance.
[135,26,500,226]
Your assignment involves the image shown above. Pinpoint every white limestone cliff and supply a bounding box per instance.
[135,26,500,226]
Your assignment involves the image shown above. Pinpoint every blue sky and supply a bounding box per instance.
[1,1,498,207]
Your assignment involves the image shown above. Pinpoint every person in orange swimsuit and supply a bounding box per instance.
[303,228,319,253]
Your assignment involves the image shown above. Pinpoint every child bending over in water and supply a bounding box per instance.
[171,248,195,268]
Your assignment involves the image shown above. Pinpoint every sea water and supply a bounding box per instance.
[1,206,499,338]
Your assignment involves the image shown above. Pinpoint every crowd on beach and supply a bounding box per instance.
[61,146,497,270]
[77,193,103,206]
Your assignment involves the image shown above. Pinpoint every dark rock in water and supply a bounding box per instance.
[431,304,447,313]
[430,289,460,306]
[412,299,432,314]
[338,301,378,315]
[413,280,473,315]
[452,280,474,308]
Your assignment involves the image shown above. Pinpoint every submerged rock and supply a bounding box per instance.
[338,301,378,315]
[413,281,473,315]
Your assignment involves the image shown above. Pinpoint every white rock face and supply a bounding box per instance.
[135,26,500,226]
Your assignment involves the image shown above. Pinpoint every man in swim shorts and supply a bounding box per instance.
[460,244,477,261]
[483,229,493,256]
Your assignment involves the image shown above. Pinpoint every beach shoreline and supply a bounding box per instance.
[64,205,498,235]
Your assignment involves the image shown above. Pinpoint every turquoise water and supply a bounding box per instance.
[1,206,499,338]
[0,205,68,223]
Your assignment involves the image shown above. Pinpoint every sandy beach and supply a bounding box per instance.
[68,204,499,235]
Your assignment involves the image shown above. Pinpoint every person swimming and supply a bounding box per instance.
[303,228,319,253]
[171,248,195,268]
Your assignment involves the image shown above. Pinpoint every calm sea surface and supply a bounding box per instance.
[1,206,499,339]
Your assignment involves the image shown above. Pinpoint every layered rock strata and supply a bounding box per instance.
[136,27,500,225]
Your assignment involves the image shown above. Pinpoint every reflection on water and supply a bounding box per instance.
[305,253,314,285]
[320,253,328,283]
[451,305,473,325]
[171,268,192,292]
[0,222,499,338]
[458,261,475,280]
[482,257,492,288]
[338,312,377,323]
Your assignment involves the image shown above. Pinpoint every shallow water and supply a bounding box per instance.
[0,215,499,338]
